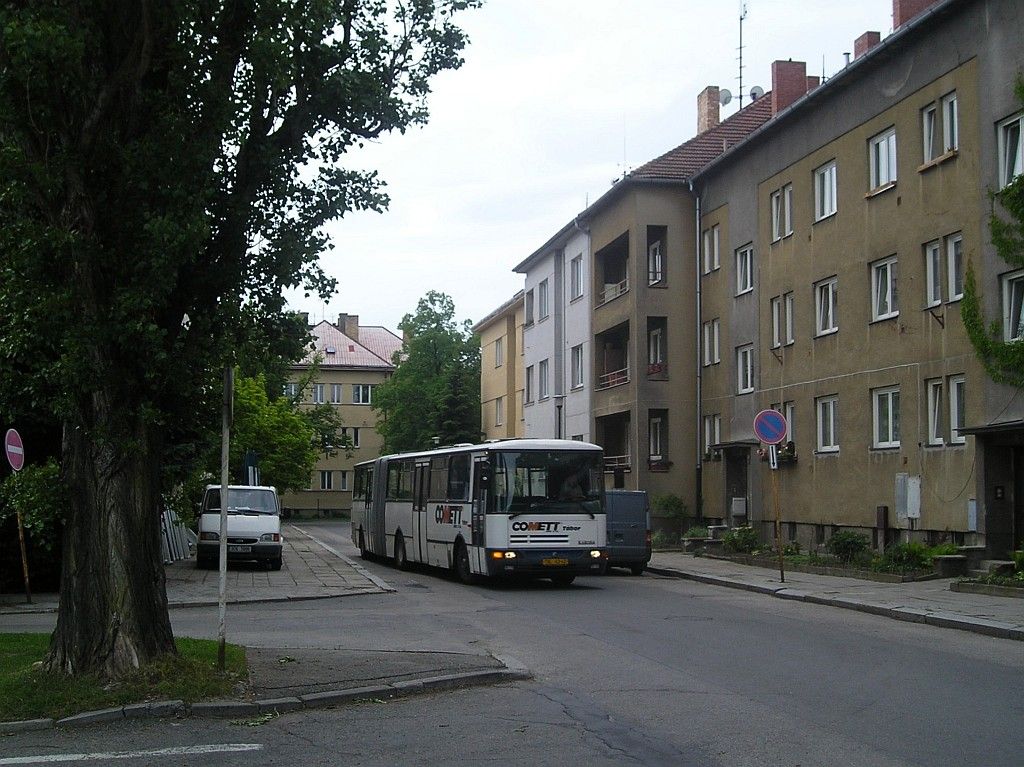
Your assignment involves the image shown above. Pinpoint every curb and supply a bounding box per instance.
[0,658,531,734]
[646,565,1024,642]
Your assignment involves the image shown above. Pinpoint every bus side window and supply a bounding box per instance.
[430,457,448,500]
[448,454,471,501]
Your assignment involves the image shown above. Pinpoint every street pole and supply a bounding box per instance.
[770,444,785,583]
[15,511,31,604]
[218,365,233,671]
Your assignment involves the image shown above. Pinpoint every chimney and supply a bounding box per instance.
[806,75,821,92]
[893,0,939,28]
[697,86,720,134]
[337,313,359,342]
[771,60,808,116]
[854,31,881,59]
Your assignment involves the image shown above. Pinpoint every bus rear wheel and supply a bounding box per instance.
[358,529,369,560]
[394,534,409,571]
[453,541,474,585]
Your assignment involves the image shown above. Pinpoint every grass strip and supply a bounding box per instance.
[0,634,248,721]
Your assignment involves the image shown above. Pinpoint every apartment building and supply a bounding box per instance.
[473,291,524,440]
[278,314,402,517]
[694,0,1024,556]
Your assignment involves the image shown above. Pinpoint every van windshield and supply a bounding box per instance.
[203,488,279,515]
[490,450,603,515]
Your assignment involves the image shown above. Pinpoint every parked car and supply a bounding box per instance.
[196,485,283,571]
[605,490,651,575]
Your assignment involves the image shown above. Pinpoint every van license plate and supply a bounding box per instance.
[229,545,251,554]
[542,558,569,567]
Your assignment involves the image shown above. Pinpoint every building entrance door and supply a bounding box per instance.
[724,448,749,526]
[1014,448,1024,551]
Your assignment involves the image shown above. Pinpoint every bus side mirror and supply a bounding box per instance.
[478,461,491,490]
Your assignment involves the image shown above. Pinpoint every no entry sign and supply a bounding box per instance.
[753,409,788,446]
[5,428,24,472]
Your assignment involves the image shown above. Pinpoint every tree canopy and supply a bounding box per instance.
[0,0,477,678]
[374,291,480,452]
[962,77,1024,388]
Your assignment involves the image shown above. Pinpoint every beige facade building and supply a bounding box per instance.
[279,314,402,517]
[473,291,524,440]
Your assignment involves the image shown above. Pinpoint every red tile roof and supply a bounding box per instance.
[298,321,401,369]
[629,95,774,180]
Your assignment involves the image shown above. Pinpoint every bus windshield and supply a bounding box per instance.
[490,450,603,515]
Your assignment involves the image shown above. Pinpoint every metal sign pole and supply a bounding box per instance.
[218,365,233,671]
[770,444,785,583]
[15,511,32,604]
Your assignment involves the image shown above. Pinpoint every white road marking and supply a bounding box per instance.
[0,743,263,765]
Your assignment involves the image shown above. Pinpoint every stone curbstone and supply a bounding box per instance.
[148,700,186,718]
[0,718,53,734]
[256,697,304,714]
[56,707,125,728]
[189,701,259,718]
[299,685,391,707]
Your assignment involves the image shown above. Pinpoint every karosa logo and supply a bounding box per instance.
[511,521,559,532]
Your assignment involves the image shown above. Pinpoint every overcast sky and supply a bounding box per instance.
[286,0,896,333]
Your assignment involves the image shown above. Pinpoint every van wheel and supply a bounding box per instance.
[394,534,409,571]
[358,529,369,560]
[629,563,645,576]
[269,557,283,571]
[453,541,474,584]
[196,555,215,570]
[550,574,575,587]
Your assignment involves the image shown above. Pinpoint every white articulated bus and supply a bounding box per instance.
[351,439,608,585]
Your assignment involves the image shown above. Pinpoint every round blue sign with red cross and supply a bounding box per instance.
[753,409,788,446]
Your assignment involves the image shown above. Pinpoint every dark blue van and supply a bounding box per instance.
[605,490,651,575]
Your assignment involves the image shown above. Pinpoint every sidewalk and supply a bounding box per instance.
[648,550,1024,641]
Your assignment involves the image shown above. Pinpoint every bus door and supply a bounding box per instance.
[412,462,429,562]
[471,457,487,549]
[368,463,387,555]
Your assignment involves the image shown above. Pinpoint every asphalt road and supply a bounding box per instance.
[4,520,1023,766]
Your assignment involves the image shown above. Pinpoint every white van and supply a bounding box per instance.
[196,485,283,570]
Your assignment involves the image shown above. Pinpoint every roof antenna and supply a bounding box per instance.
[738,1,748,109]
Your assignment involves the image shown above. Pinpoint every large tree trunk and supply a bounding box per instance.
[45,401,176,678]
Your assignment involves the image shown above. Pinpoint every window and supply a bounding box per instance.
[312,383,325,404]
[702,225,720,274]
[949,375,965,444]
[525,365,534,403]
[283,382,300,399]
[998,113,1023,188]
[926,378,944,446]
[495,396,504,427]
[735,245,754,295]
[871,256,899,321]
[702,319,720,366]
[648,240,664,284]
[524,290,535,326]
[942,92,958,152]
[320,470,333,491]
[448,454,471,501]
[703,414,721,454]
[353,384,372,404]
[570,255,583,300]
[947,233,963,301]
[770,401,796,442]
[340,427,361,448]
[571,344,584,388]
[869,128,898,189]
[538,279,549,320]
[330,383,342,404]
[770,296,782,348]
[649,417,663,461]
[340,470,349,491]
[872,386,901,448]
[815,277,838,335]
[736,344,754,394]
[770,184,793,241]
[538,359,549,400]
[922,104,938,163]
[1003,270,1024,341]
[925,240,942,307]
[814,161,837,220]
[494,337,504,368]
[648,327,663,365]
[784,292,795,345]
[816,395,839,452]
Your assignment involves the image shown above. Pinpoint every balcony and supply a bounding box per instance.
[597,277,629,306]
[597,366,630,391]
[604,453,631,470]
[595,232,629,310]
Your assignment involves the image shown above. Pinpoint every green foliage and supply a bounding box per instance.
[650,530,677,549]
[782,540,802,556]
[874,541,932,573]
[0,461,66,552]
[826,531,870,563]
[684,525,709,539]
[961,74,1024,387]
[652,493,687,517]
[1013,550,1024,572]
[722,526,759,554]
[373,292,481,452]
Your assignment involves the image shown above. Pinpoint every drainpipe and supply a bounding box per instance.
[688,178,703,522]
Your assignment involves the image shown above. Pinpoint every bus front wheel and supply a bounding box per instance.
[454,541,474,585]
[358,529,369,560]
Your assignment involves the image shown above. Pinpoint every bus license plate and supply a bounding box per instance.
[229,545,251,554]
[542,558,569,567]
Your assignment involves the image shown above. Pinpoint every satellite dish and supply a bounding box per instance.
[719,89,733,106]
[750,85,765,101]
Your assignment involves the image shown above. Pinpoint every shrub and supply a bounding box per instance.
[683,525,708,539]
[782,540,802,556]
[651,530,677,550]
[826,531,870,563]
[1012,550,1024,573]
[929,543,959,557]
[876,541,931,573]
[653,494,688,538]
[722,526,759,554]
